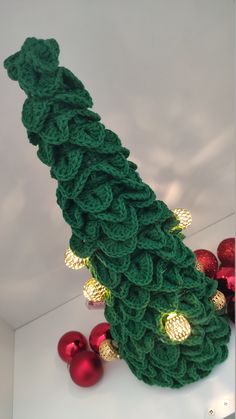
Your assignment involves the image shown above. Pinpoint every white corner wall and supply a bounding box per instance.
[0,317,14,419]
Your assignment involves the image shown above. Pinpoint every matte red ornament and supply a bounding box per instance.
[89,322,111,353]
[216,267,235,293]
[69,351,103,387]
[194,249,218,278]
[57,331,87,363]
[217,238,235,267]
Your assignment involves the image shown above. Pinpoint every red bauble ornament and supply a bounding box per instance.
[69,351,103,387]
[57,331,87,363]
[217,238,235,267]
[216,267,235,293]
[89,322,111,353]
[194,249,218,278]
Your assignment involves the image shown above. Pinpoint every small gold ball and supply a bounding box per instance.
[165,313,191,342]
[173,208,192,230]
[64,248,88,270]
[99,339,120,361]
[195,261,204,272]
[210,290,226,310]
[83,278,109,302]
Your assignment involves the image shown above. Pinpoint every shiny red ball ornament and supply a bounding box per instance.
[69,351,103,387]
[217,238,235,267]
[57,331,87,363]
[194,249,218,278]
[89,322,111,353]
[216,267,235,293]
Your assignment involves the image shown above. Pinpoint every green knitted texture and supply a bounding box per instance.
[4,38,231,388]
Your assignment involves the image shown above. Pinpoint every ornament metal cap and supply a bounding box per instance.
[195,261,204,272]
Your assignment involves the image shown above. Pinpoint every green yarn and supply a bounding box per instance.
[4,37,231,388]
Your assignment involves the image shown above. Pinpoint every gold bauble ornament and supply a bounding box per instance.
[172,208,192,230]
[99,339,120,361]
[165,312,191,342]
[210,290,226,310]
[83,278,109,302]
[64,248,88,270]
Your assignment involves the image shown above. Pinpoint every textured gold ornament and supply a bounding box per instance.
[165,313,191,342]
[173,208,192,230]
[210,290,226,310]
[64,248,88,270]
[195,261,204,272]
[99,339,120,361]
[83,278,109,302]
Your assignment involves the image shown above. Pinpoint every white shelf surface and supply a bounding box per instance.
[14,293,235,419]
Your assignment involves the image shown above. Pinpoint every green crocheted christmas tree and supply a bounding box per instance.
[4,38,231,388]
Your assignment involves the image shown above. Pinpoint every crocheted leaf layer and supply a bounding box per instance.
[4,38,231,388]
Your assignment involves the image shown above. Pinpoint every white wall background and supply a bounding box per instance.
[0,0,234,329]
[0,317,14,419]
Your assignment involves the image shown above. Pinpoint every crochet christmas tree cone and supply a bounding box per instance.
[4,38,231,388]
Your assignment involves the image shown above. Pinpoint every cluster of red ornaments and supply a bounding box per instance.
[57,323,111,387]
[57,238,234,388]
[194,237,235,323]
